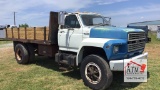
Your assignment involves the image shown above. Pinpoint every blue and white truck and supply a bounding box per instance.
[5,11,148,90]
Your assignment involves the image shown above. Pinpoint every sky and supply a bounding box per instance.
[0,0,160,27]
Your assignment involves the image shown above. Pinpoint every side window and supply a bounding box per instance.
[64,15,80,28]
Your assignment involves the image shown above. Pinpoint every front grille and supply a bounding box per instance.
[128,32,146,41]
[128,41,145,52]
[128,32,146,52]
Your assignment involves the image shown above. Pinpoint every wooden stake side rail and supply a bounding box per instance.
[6,27,51,45]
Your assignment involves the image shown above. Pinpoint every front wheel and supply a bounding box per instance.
[80,55,113,90]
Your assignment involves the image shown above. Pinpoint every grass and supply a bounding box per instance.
[0,33,160,90]
[0,40,12,45]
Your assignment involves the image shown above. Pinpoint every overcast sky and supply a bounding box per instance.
[0,0,160,27]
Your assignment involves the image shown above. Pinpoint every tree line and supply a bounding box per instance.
[19,23,29,27]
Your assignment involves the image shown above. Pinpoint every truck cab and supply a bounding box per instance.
[57,12,147,66]
[58,12,110,52]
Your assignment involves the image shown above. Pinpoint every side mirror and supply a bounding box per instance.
[58,11,66,25]
[104,17,111,25]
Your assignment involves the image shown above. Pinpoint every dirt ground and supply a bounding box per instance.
[0,43,13,60]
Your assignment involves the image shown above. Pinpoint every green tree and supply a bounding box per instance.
[19,23,29,27]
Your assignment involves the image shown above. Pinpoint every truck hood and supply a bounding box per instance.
[90,26,144,40]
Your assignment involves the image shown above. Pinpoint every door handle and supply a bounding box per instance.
[60,31,65,33]
[83,33,89,35]
[68,28,74,30]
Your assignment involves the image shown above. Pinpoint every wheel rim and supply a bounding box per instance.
[16,48,22,61]
[85,62,102,84]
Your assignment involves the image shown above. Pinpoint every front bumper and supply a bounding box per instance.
[109,52,148,71]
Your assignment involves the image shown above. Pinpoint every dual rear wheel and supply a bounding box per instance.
[15,43,35,64]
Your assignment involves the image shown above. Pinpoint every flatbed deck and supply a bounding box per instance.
[5,27,51,45]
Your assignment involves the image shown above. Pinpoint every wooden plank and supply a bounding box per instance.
[19,27,25,39]
[26,27,34,40]
[7,28,12,38]
[46,27,49,40]
[36,27,45,40]
[13,28,18,38]
[6,38,52,45]
[6,28,8,38]
[11,28,14,38]
[25,27,27,39]
[44,27,46,41]
[34,27,36,40]
[18,28,20,39]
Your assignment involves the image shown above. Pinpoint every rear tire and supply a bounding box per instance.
[15,44,29,64]
[80,54,113,90]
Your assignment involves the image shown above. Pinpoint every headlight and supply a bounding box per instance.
[113,46,119,54]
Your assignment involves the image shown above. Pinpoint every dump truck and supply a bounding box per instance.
[5,11,148,90]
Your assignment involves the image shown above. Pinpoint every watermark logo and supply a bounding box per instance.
[124,59,147,82]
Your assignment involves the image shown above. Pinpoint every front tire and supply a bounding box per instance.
[15,44,29,64]
[80,55,113,90]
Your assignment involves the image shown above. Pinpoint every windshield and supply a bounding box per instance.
[80,15,110,26]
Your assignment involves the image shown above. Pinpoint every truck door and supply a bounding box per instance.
[58,14,82,52]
